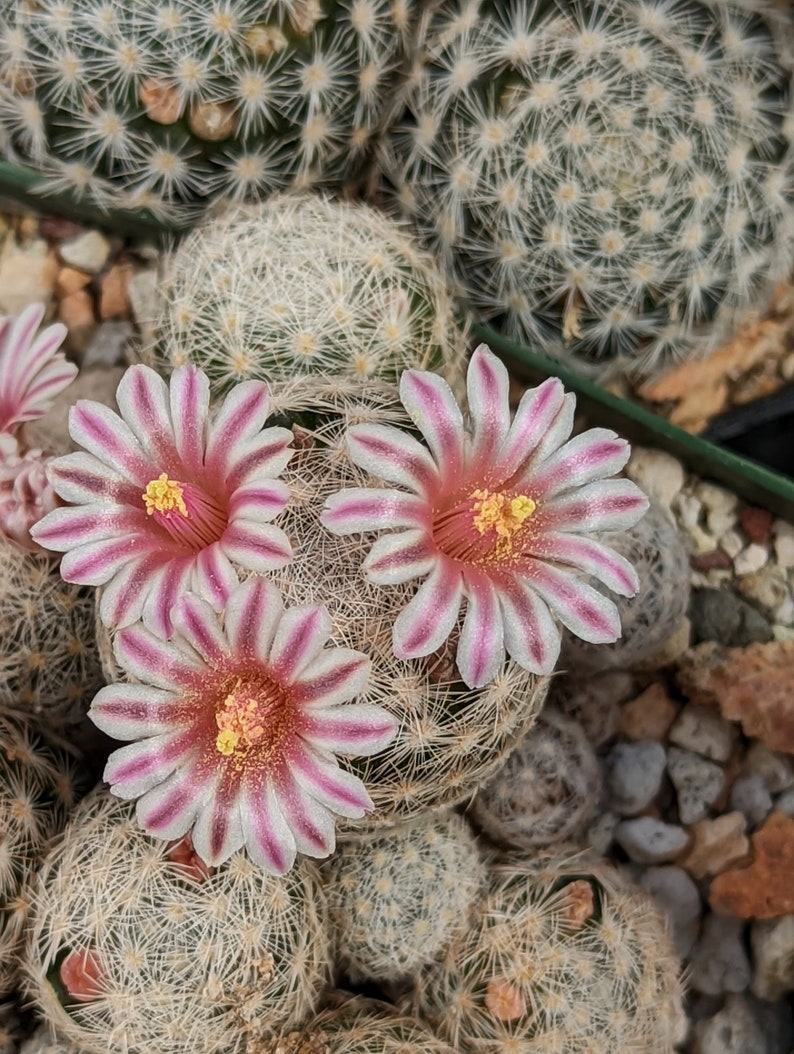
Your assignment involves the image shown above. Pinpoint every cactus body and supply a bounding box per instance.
[25,790,332,1054]
[0,0,416,224]
[380,0,794,380]
[143,194,467,396]
[323,811,486,982]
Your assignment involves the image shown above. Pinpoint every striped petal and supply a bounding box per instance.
[498,576,561,676]
[221,520,293,573]
[297,703,397,756]
[534,532,640,596]
[456,575,505,689]
[89,684,183,740]
[228,479,290,523]
[223,577,284,666]
[192,543,239,610]
[204,380,273,476]
[140,557,195,639]
[276,771,337,858]
[392,560,464,659]
[191,780,245,866]
[104,732,191,799]
[321,488,427,534]
[98,552,168,628]
[362,528,436,585]
[537,479,650,533]
[68,400,150,485]
[529,429,631,499]
[269,605,332,680]
[114,623,206,690]
[466,344,511,465]
[399,368,464,478]
[241,778,297,875]
[496,377,566,483]
[530,392,577,466]
[60,535,139,586]
[30,503,145,552]
[135,760,215,840]
[289,740,374,819]
[345,424,439,495]
[224,430,295,491]
[292,648,371,708]
[115,364,176,464]
[524,560,621,643]
[169,364,209,474]
[44,451,142,506]
[170,592,229,662]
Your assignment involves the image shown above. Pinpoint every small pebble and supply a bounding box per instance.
[667,746,726,825]
[668,704,736,762]
[772,519,794,569]
[738,505,773,545]
[614,817,690,864]
[688,587,773,647]
[719,529,744,559]
[751,916,794,1002]
[81,320,134,369]
[626,447,685,509]
[734,542,769,576]
[674,491,702,530]
[58,229,111,274]
[688,913,751,996]
[743,742,794,794]
[678,812,750,881]
[737,567,790,618]
[774,787,794,817]
[618,682,678,741]
[585,811,620,855]
[605,740,667,816]
[638,866,701,959]
[693,994,768,1054]
[729,774,773,828]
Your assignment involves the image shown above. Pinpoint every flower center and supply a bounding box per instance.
[213,677,292,761]
[433,487,536,566]
[141,471,227,552]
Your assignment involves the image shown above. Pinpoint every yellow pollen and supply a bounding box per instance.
[215,680,266,756]
[215,728,239,756]
[471,489,536,555]
[142,473,188,517]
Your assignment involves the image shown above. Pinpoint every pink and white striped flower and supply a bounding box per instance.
[321,344,649,689]
[0,302,75,434]
[0,433,60,553]
[30,363,295,635]
[90,578,398,872]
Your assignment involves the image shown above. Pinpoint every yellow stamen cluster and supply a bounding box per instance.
[471,489,536,557]
[142,473,188,517]
[215,680,265,756]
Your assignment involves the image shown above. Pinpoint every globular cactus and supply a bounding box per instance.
[0,534,104,726]
[24,789,332,1054]
[0,710,83,999]
[408,849,686,1054]
[0,0,416,225]
[468,706,602,850]
[560,500,690,672]
[18,1029,75,1054]
[254,995,459,1054]
[262,375,549,832]
[322,811,486,982]
[142,194,467,396]
[380,0,794,381]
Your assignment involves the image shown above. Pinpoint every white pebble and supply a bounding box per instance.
[58,229,111,274]
[733,543,768,576]
[626,448,685,510]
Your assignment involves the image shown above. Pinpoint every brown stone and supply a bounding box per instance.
[55,266,91,298]
[99,263,132,319]
[738,505,773,545]
[676,639,794,755]
[0,241,58,315]
[618,682,678,742]
[690,549,733,572]
[57,289,96,353]
[678,811,750,880]
[709,811,794,919]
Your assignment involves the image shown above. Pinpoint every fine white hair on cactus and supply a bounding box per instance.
[379,0,794,381]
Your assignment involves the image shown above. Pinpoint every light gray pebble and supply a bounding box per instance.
[669,704,736,762]
[605,740,667,816]
[58,229,110,273]
[737,567,791,619]
[668,746,726,825]
[751,916,794,1002]
[743,742,794,794]
[614,817,690,864]
[693,994,768,1054]
[688,587,773,648]
[638,866,701,959]
[81,320,134,369]
[729,774,773,828]
[774,786,794,817]
[688,914,751,996]
[584,810,620,855]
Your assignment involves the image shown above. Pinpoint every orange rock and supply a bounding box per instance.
[618,682,678,742]
[678,811,750,880]
[57,289,96,353]
[99,263,132,319]
[709,811,794,919]
[676,639,794,755]
[55,266,91,298]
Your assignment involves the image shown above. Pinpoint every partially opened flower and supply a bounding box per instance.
[0,433,60,553]
[31,363,294,635]
[0,302,75,434]
[322,344,649,688]
[89,578,398,872]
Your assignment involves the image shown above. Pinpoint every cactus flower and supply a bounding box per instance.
[0,434,60,553]
[322,344,649,688]
[0,302,75,435]
[90,578,398,872]
[31,363,294,635]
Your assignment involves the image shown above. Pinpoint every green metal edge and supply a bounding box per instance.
[0,159,184,242]
[475,323,794,521]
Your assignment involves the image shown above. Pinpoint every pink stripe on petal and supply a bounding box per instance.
[221,520,293,573]
[347,424,439,496]
[204,381,272,476]
[276,772,336,858]
[45,451,143,506]
[362,528,436,585]
[192,543,239,609]
[225,430,294,490]
[69,400,150,485]
[292,648,371,708]
[241,779,297,875]
[498,577,561,676]
[467,344,511,465]
[393,560,464,659]
[535,532,640,597]
[136,761,213,841]
[98,552,167,629]
[89,683,182,739]
[223,578,283,665]
[537,479,649,533]
[114,623,206,690]
[191,781,245,866]
[529,429,631,499]
[169,365,209,474]
[59,536,139,586]
[321,489,427,535]
[298,703,398,756]
[228,479,290,523]
[170,592,228,662]
[289,741,374,818]
[269,605,332,680]
[399,370,464,477]
[524,560,621,643]
[497,377,566,483]
[114,365,175,463]
[103,733,188,798]
[141,558,194,639]
[27,503,146,552]
[456,575,505,688]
